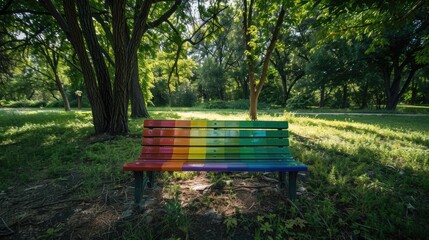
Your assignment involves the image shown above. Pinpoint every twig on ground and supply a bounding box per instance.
[0,217,14,236]
[31,198,85,209]
[229,185,273,191]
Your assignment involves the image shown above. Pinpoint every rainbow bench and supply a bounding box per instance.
[123,120,308,204]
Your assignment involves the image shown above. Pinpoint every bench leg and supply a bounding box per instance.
[147,171,154,188]
[288,171,298,200]
[134,171,144,205]
[278,172,286,188]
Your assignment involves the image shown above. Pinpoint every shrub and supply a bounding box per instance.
[205,100,229,109]
[171,82,198,107]
[2,100,47,108]
[286,94,315,109]
[203,99,271,110]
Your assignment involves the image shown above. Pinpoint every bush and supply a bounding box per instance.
[46,100,64,108]
[151,79,170,106]
[171,82,198,107]
[286,94,315,109]
[203,99,270,110]
[1,100,47,108]
[205,100,229,109]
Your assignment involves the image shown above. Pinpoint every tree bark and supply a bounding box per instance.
[41,0,110,133]
[53,73,71,111]
[129,54,150,118]
[76,0,113,118]
[111,0,130,134]
[64,1,109,133]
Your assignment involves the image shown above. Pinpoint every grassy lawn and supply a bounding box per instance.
[0,108,428,239]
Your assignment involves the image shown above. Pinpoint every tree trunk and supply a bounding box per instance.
[360,81,369,109]
[320,84,325,108]
[129,55,150,118]
[76,0,113,118]
[241,77,249,99]
[111,0,130,134]
[249,90,258,120]
[279,71,288,106]
[60,0,110,134]
[53,73,71,111]
[341,83,348,109]
[243,0,286,120]
[410,77,417,105]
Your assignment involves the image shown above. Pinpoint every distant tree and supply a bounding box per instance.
[315,0,429,110]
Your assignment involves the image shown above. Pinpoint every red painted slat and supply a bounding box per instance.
[143,129,191,137]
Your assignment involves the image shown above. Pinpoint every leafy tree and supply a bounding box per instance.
[315,0,429,110]
[241,0,286,120]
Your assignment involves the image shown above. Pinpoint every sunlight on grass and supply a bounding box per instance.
[1,108,428,238]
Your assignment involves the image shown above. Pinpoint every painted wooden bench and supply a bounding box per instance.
[123,119,308,204]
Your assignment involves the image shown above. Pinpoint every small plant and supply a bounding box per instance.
[224,217,238,235]
[162,186,190,238]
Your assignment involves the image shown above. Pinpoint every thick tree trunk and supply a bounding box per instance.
[61,0,110,133]
[384,63,418,110]
[111,0,130,134]
[129,55,150,118]
[76,0,113,118]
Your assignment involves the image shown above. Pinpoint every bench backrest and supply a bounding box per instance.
[139,120,292,161]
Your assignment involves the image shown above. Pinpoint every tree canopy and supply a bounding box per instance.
[1,0,428,132]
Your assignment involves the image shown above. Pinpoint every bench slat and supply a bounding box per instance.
[139,153,293,160]
[142,138,289,146]
[140,146,291,154]
[123,159,307,171]
[144,120,288,129]
[143,129,289,138]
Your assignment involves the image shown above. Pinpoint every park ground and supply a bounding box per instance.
[0,107,428,239]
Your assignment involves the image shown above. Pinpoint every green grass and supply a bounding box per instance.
[0,108,428,239]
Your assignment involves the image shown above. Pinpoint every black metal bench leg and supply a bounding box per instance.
[134,171,144,205]
[147,171,154,188]
[279,171,286,188]
[288,171,298,200]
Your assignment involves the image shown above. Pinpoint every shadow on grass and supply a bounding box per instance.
[291,132,429,239]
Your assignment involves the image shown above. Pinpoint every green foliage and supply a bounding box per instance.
[203,99,270,110]
[286,93,315,109]
[0,109,429,238]
[162,185,190,238]
[171,82,198,107]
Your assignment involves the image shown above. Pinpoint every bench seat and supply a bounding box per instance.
[124,119,308,205]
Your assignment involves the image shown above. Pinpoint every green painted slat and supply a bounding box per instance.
[186,130,289,138]
[205,121,288,129]
[200,154,293,160]
[197,138,289,146]
[193,147,291,154]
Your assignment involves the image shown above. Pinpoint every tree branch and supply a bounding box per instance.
[256,4,286,95]
[146,0,181,30]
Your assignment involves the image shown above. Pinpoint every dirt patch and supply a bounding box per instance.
[0,172,305,239]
